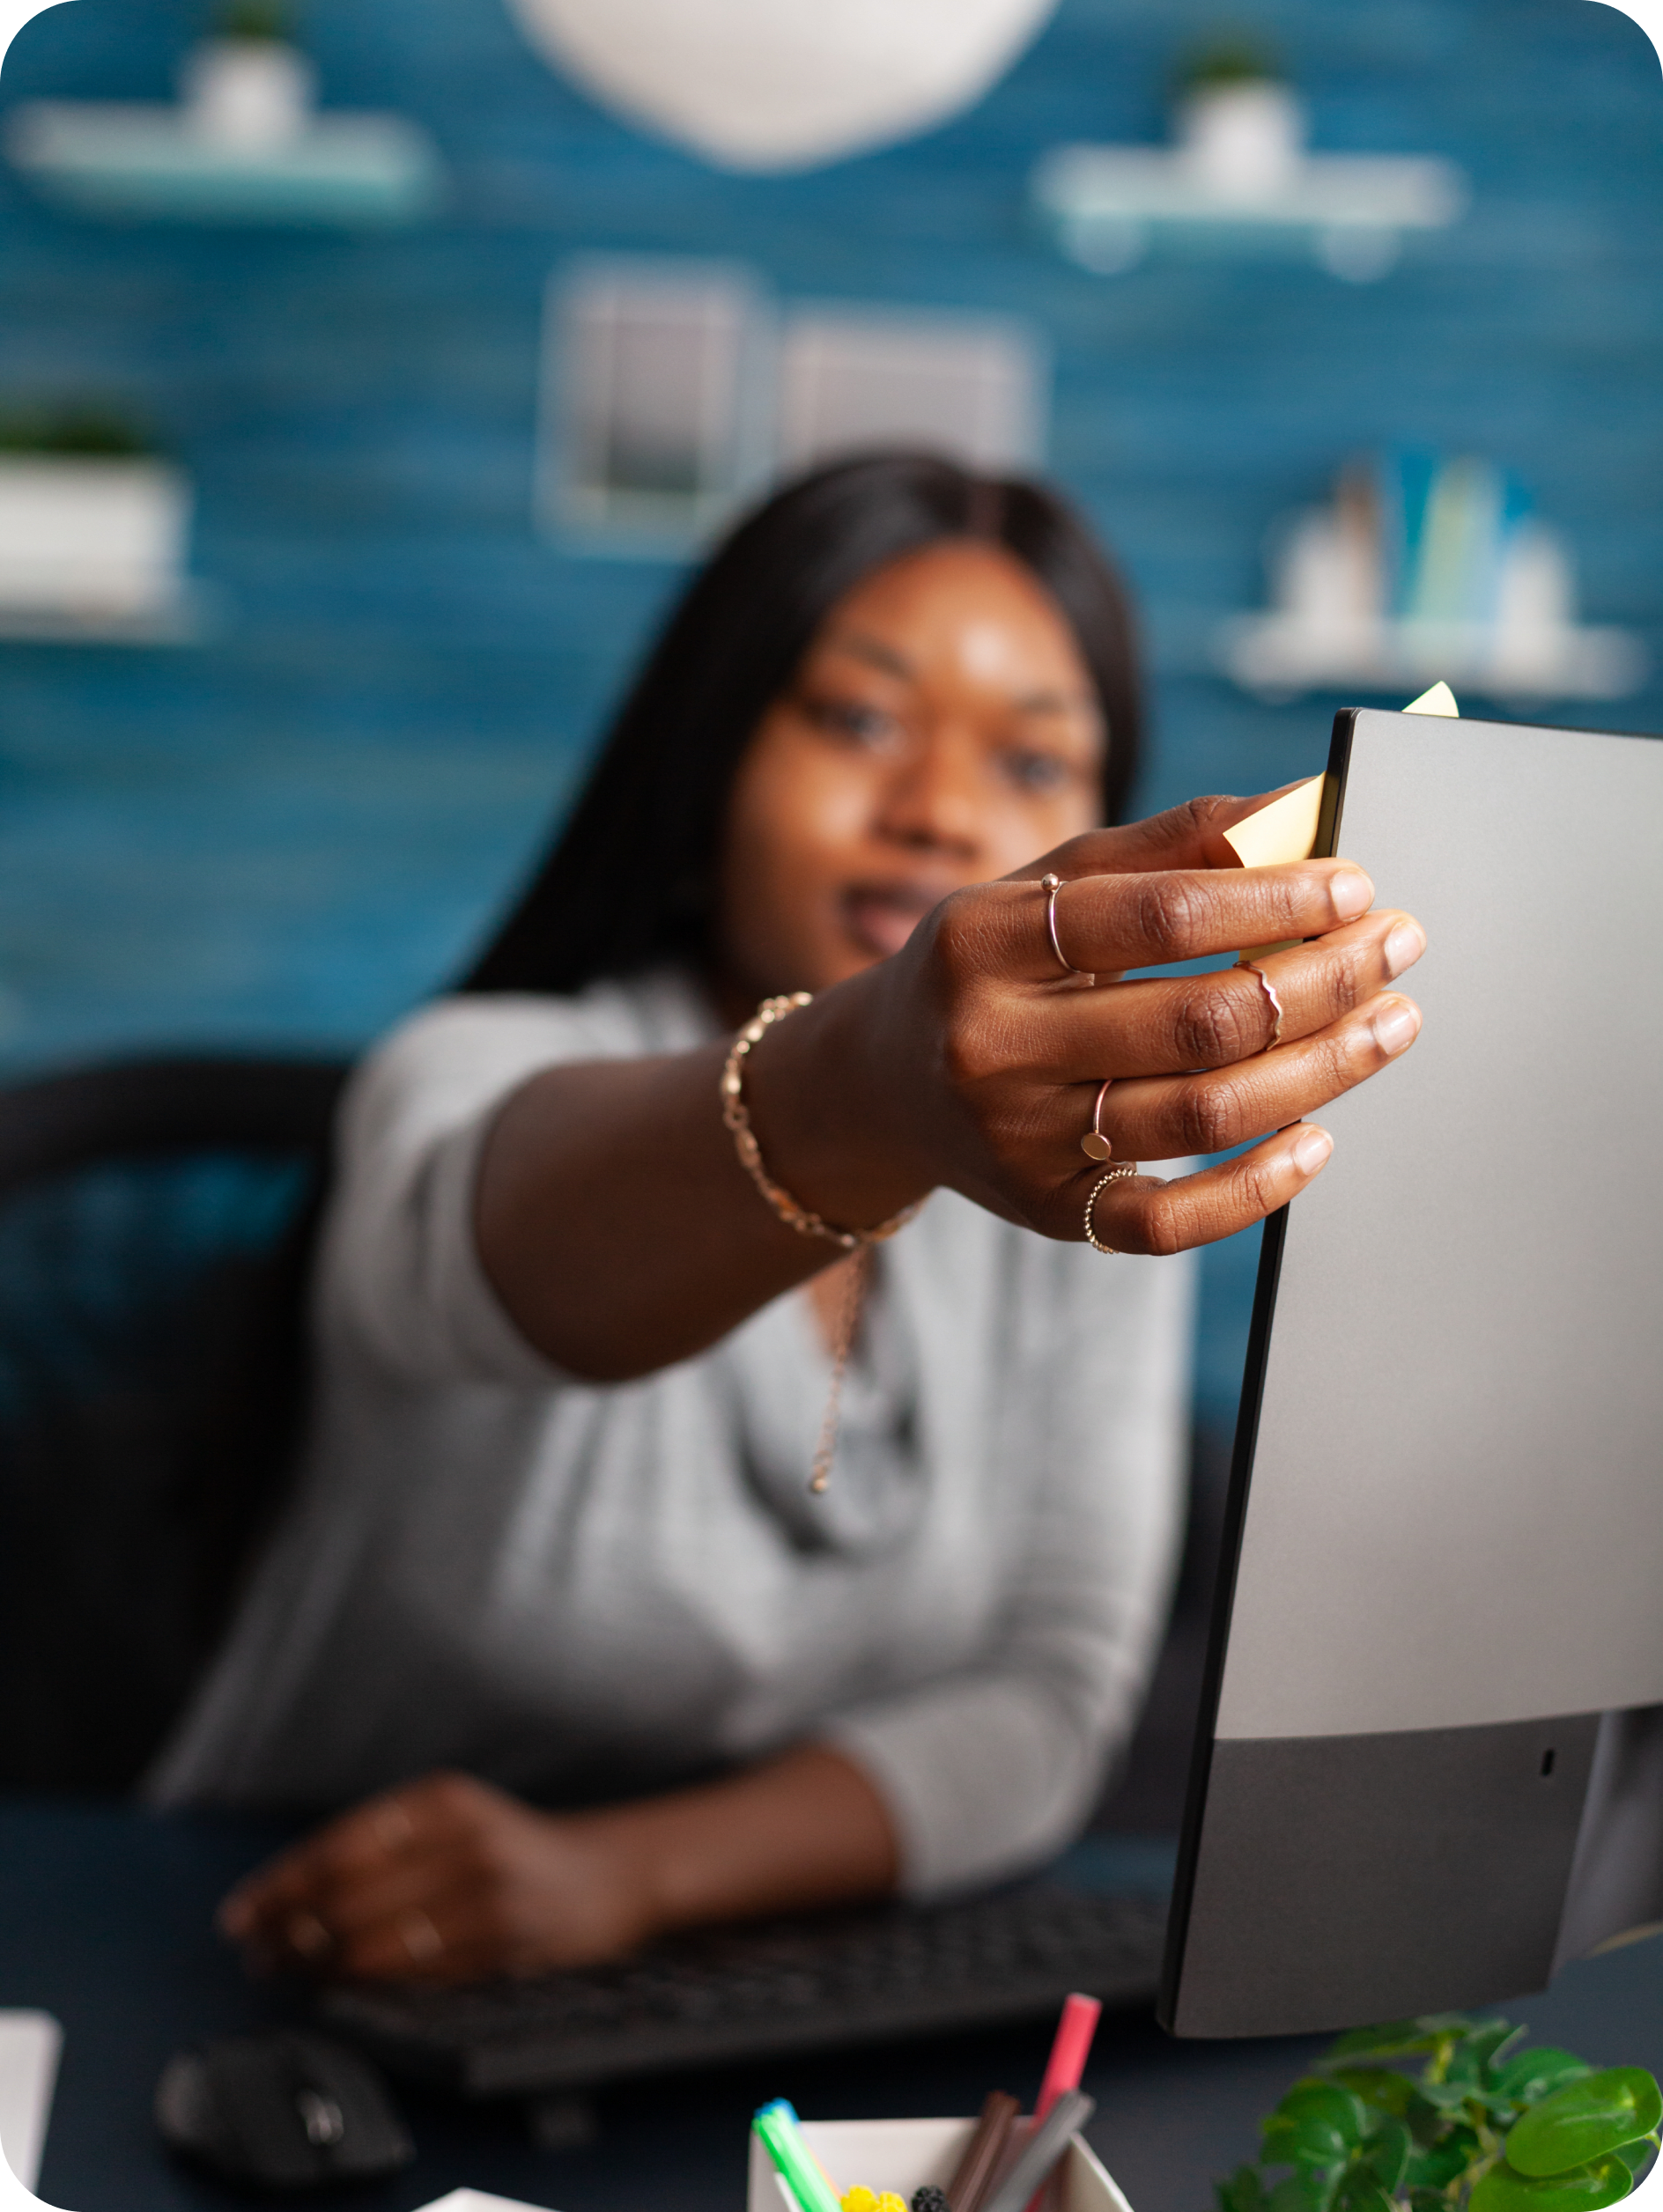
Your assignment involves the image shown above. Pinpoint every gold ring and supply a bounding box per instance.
[1040,874,1095,984]
[399,1908,443,1965]
[1238,956,1284,1047]
[1085,1161,1137,1254]
[1081,1078,1114,1162]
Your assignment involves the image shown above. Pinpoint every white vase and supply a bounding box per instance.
[0,456,191,618]
[1177,79,1305,198]
[1489,518,1580,685]
[1271,506,1384,631]
[180,37,316,151]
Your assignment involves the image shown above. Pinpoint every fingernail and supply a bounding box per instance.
[1373,998,1421,1054]
[1330,869,1373,920]
[1293,1125,1333,1174]
[1383,919,1425,977]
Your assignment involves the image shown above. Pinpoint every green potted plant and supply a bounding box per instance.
[1218,2014,1660,2212]
[181,0,314,151]
[0,404,155,459]
[1172,32,1305,197]
[218,0,295,37]
[0,405,190,621]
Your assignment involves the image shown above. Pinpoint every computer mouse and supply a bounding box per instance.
[155,2029,415,2192]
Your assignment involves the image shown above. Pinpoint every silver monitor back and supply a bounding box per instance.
[1160,706,1663,2039]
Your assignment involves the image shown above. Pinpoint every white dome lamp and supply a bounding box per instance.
[500,0,1059,172]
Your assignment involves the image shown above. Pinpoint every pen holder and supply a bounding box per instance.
[746,2117,1133,2212]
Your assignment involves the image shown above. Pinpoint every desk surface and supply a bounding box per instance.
[3,1800,1661,2212]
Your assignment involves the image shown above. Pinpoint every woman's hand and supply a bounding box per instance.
[753,791,1426,1257]
[217,1748,898,1983]
[476,785,1423,1381]
[217,1772,656,1981]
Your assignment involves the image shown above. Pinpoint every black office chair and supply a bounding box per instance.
[0,1054,351,1794]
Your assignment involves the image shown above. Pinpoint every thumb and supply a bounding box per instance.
[1010,783,1322,882]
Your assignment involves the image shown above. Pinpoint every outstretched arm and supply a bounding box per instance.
[474,793,1423,1379]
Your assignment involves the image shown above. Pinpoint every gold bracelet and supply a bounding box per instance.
[720,992,924,1250]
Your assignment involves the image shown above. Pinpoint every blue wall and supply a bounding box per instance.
[2,0,1660,1427]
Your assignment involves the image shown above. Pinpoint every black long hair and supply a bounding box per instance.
[462,452,1142,996]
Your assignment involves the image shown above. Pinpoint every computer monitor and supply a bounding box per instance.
[1159,704,1663,2039]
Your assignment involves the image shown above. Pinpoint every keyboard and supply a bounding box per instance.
[320,1881,1168,2098]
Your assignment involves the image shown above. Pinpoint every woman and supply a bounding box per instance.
[153,454,1424,1985]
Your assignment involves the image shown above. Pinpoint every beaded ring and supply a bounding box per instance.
[1084,1160,1138,1254]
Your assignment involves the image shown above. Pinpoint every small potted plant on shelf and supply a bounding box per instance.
[180,0,315,151]
[1172,33,1305,198]
[1219,2013,1660,2212]
[0,406,191,624]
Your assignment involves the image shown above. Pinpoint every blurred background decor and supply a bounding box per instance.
[179,0,314,151]
[1220,453,1646,702]
[499,0,1061,171]
[5,0,442,224]
[0,0,1659,1440]
[0,401,202,639]
[543,257,1044,549]
[1033,33,1467,281]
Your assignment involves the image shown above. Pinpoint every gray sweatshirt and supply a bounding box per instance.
[150,971,1194,1896]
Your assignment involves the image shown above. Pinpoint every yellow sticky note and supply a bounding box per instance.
[1224,773,1327,966]
[1403,680,1460,717]
[1223,774,1327,869]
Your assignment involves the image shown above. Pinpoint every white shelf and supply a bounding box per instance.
[0,584,220,646]
[4,101,443,226]
[1217,614,1647,703]
[1033,143,1467,278]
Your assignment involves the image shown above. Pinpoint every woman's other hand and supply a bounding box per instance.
[216,1747,898,1983]
[751,789,1426,1260]
[216,1772,654,1981]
